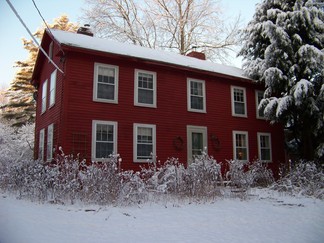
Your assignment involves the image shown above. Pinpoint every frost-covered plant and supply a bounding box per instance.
[225,160,274,189]
[0,122,34,164]
[272,161,324,199]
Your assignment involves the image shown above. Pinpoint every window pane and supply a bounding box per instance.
[137,72,154,105]
[137,127,153,159]
[234,103,245,115]
[138,89,153,104]
[98,83,115,100]
[192,132,203,156]
[95,124,114,158]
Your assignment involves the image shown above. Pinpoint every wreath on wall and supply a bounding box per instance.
[173,136,184,151]
[211,133,221,151]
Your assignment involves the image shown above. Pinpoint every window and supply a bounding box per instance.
[49,70,57,107]
[231,86,247,117]
[92,120,117,160]
[41,80,48,113]
[134,124,156,162]
[187,79,206,112]
[233,131,249,161]
[187,126,207,163]
[48,41,53,62]
[47,124,54,161]
[93,63,118,103]
[39,129,45,161]
[134,70,156,107]
[257,133,272,162]
[256,90,265,119]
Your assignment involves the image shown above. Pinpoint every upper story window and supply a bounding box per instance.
[92,120,117,160]
[256,90,265,119]
[257,133,272,162]
[187,78,206,113]
[41,80,48,114]
[48,41,53,62]
[133,123,156,163]
[49,70,57,107]
[231,86,247,117]
[39,129,45,161]
[233,131,249,161]
[93,63,118,103]
[47,124,54,161]
[134,69,157,108]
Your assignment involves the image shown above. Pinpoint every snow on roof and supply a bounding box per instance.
[49,29,249,80]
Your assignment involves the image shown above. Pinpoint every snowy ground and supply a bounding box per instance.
[0,189,323,243]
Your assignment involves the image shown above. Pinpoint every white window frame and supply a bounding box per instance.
[93,63,119,104]
[134,69,157,108]
[49,70,57,107]
[187,78,206,113]
[41,80,48,114]
[255,90,265,119]
[91,120,118,160]
[133,123,156,163]
[187,125,208,163]
[47,124,54,161]
[233,131,249,161]
[257,132,272,162]
[231,86,247,117]
[39,129,45,161]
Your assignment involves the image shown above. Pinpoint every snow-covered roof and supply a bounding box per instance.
[49,29,249,80]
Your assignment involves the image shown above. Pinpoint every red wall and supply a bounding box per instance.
[34,38,286,176]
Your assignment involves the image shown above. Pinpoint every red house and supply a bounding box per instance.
[32,28,286,175]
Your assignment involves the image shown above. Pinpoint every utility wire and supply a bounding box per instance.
[31,0,65,56]
[5,0,64,74]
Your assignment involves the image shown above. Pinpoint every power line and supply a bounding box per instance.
[31,0,65,56]
[5,0,64,74]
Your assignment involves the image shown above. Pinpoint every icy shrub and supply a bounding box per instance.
[143,151,223,199]
[272,161,324,199]
[0,122,34,164]
[225,160,274,189]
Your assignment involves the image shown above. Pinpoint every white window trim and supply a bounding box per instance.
[255,90,266,119]
[257,132,272,162]
[134,69,157,108]
[232,130,249,162]
[133,123,156,163]
[49,70,57,108]
[91,120,118,161]
[39,129,45,161]
[47,124,54,161]
[187,78,206,113]
[231,86,247,118]
[41,80,48,114]
[186,125,208,163]
[93,63,119,104]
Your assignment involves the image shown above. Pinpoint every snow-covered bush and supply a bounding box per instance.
[225,160,274,189]
[272,161,324,199]
[0,122,34,164]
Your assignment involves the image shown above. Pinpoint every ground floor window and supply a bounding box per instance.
[233,131,249,161]
[257,132,272,162]
[46,124,54,161]
[133,123,156,162]
[39,129,45,161]
[92,120,117,160]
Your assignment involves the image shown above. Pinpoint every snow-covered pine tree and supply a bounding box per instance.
[239,0,324,161]
[2,15,78,127]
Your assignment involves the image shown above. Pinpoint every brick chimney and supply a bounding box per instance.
[77,24,93,37]
[186,51,206,60]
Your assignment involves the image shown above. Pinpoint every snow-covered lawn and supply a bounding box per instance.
[0,189,323,243]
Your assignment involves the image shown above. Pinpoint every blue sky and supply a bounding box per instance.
[0,0,260,89]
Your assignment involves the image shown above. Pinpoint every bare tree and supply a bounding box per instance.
[82,0,242,62]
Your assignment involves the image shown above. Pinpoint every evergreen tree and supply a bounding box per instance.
[239,0,324,161]
[2,15,78,127]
